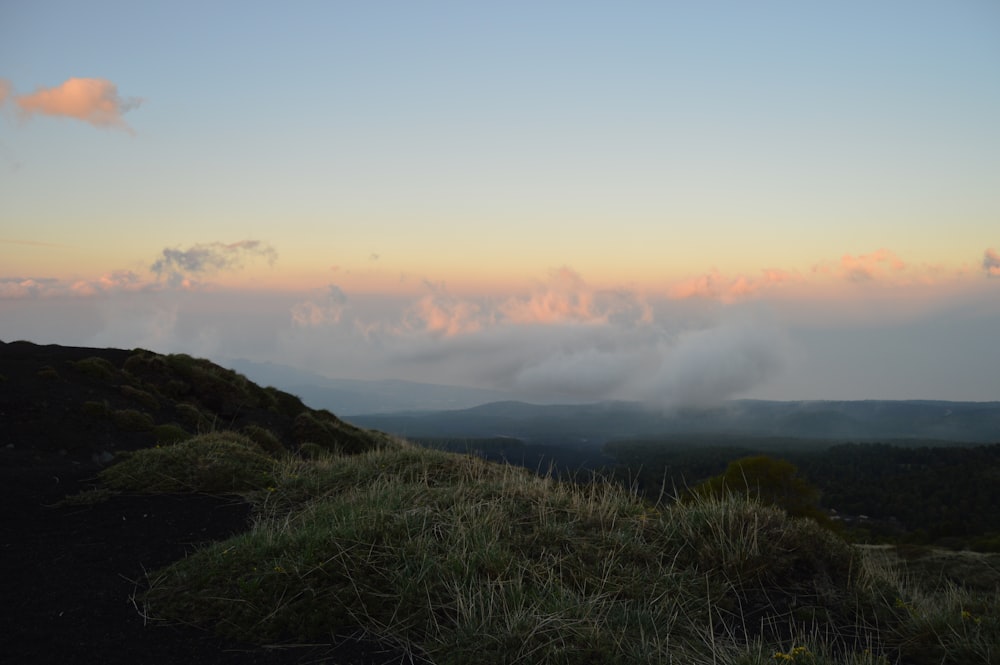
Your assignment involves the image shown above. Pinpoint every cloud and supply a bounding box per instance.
[0,277,60,298]
[984,248,1000,277]
[13,78,142,132]
[0,79,10,106]
[406,288,492,336]
[1,270,147,299]
[151,240,277,288]
[388,269,652,338]
[71,270,142,296]
[670,268,798,302]
[291,284,349,326]
[812,248,907,283]
[280,269,782,405]
[498,267,652,326]
[644,323,785,407]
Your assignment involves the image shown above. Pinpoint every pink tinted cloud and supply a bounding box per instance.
[815,248,907,283]
[501,267,598,324]
[1,271,144,299]
[840,248,906,282]
[498,267,651,326]
[291,285,349,326]
[0,277,59,298]
[14,78,142,132]
[0,79,11,106]
[669,268,798,302]
[984,248,1000,277]
[410,293,489,336]
[386,268,652,338]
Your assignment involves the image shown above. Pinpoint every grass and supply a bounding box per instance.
[100,431,278,493]
[94,435,1000,663]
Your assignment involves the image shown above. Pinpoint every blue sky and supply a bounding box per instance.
[1,1,999,403]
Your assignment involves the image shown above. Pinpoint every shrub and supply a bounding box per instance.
[175,403,211,431]
[121,384,159,410]
[293,410,382,455]
[113,408,155,432]
[100,432,276,493]
[242,424,285,457]
[165,354,275,416]
[153,423,191,445]
[70,356,117,380]
[37,366,59,380]
[691,454,830,525]
[265,386,306,418]
[296,442,327,460]
[82,400,111,419]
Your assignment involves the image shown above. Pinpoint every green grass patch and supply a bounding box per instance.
[140,444,914,664]
[100,432,277,493]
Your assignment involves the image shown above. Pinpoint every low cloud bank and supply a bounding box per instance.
[3,246,998,404]
[280,272,786,407]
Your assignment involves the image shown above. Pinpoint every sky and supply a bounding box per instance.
[1,1,999,405]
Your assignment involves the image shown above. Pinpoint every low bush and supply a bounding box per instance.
[242,424,285,457]
[100,432,276,493]
[292,410,384,455]
[153,423,191,445]
[37,366,59,380]
[121,384,159,410]
[82,400,111,419]
[175,403,211,431]
[113,408,155,432]
[70,356,117,380]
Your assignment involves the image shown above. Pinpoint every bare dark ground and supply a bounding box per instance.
[0,450,418,664]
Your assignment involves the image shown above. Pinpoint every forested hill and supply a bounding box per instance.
[349,398,1000,445]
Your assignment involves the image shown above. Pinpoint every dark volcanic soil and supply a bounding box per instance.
[0,341,411,664]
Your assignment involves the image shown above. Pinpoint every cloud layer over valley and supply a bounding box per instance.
[2,241,997,405]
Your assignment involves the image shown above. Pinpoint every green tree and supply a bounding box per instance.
[692,455,829,524]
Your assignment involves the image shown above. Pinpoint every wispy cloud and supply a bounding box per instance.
[984,248,1000,277]
[6,77,142,133]
[151,240,277,288]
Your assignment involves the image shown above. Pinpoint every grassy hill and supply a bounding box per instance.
[2,340,998,664]
[0,339,389,462]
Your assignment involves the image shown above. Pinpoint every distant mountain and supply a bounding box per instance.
[222,358,522,414]
[347,399,1000,446]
